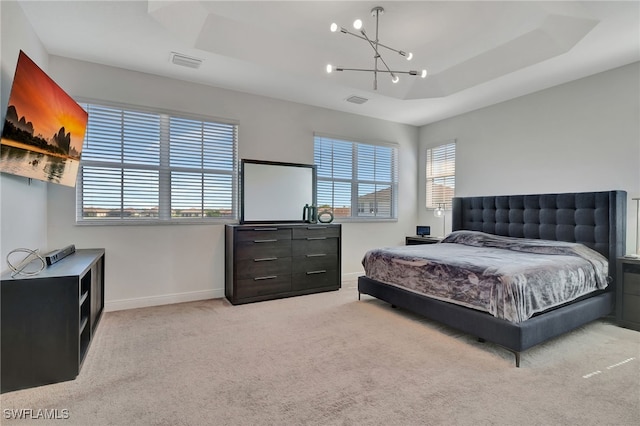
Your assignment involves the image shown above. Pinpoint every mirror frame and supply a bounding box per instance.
[240,159,317,224]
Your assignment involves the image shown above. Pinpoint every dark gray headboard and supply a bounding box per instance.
[452,190,627,283]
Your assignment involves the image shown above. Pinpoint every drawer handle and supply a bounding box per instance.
[306,237,327,241]
[306,226,328,230]
[254,275,277,281]
[306,253,326,258]
[254,239,278,243]
[254,257,277,262]
[253,228,278,231]
[306,270,327,275]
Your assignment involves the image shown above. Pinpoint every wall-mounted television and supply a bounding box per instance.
[241,159,316,223]
[1,50,88,187]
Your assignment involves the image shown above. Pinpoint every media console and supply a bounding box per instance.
[1,249,105,393]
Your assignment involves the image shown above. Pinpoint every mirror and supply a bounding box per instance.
[241,159,316,223]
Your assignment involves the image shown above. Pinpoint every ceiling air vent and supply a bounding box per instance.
[170,52,203,69]
[346,95,368,105]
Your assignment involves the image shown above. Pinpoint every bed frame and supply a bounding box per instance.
[358,190,627,366]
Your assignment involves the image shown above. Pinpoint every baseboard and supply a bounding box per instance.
[105,289,225,312]
[342,271,362,281]
[106,274,362,312]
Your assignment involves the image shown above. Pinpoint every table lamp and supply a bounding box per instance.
[434,203,446,237]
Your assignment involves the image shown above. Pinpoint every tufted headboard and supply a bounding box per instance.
[452,190,627,284]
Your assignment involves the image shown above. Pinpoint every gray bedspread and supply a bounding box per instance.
[362,231,609,323]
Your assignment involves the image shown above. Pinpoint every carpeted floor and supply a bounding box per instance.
[2,281,639,425]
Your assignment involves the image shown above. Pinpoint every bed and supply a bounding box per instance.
[358,190,627,366]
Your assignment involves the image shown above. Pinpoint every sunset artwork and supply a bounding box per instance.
[1,50,88,187]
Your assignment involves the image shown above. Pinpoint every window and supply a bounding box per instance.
[77,102,238,223]
[426,140,456,209]
[314,134,398,220]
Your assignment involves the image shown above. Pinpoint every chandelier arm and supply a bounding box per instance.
[340,30,408,56]
[359,30,396,79]
[337,68,417,74]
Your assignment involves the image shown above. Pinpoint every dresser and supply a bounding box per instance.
[617,257,640,331]
[225,224,341,304]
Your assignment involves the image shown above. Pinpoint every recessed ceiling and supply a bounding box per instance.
[15,1,640,126]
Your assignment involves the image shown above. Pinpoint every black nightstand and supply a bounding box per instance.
[405,236,441,245]
[617,257,640,331]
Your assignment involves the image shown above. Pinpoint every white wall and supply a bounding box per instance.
[418,62,640,255]
[45,57,418,311]
[0,1,50,270]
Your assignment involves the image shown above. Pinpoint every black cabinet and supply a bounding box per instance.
[226,224,341,304]
[1,249,105,393]
[617,257,640,331]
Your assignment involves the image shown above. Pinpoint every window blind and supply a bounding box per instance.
[426,141,456,210]
[314,134,398,220]
[77,103,238,223]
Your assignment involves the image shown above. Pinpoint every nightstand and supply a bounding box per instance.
[617,257,640,331]
[405,236,441,245]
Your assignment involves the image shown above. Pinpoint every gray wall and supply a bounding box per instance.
[44,57,418,310]
[418,62,640,255]
[0,1,50,267]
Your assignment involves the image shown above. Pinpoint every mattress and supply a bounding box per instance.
[361,231,609,323]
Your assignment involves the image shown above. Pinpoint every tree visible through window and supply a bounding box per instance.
[426,140,456,209]
[314,134,398,220]
[76,102,238,223]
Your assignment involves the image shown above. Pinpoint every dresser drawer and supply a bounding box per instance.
[236,275,291,299]
[235,228,291,242]
[292,269,339,291]
[292,238,337,256]
[236,257,291,280]
[623,273,640,296]
[292,255,338,274]
[292,226,340,240]
[236,239,291,260]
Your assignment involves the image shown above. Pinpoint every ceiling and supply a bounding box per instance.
[16,1,640,127]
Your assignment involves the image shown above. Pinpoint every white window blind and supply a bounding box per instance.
[426,140,456,210]
[314,134,398,220]
[77,103,238,223]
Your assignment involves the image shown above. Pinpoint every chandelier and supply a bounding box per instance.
[326,6,427,90]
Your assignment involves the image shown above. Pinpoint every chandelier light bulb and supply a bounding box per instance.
[406,52,413,61]
[353,19,363,30]
[326,64,333,73]
[392,75,399,83]
[330,23,338,32]
[421,69,427,78]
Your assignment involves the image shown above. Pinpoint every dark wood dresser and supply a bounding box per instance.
[225,224,341,304]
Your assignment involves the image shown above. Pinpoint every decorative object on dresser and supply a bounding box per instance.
[617,257,640,331]
[1,249,105,393]
[226,224,341,305]
[359,190,626,366]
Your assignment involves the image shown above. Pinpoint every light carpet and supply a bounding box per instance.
[2,281,639,425]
